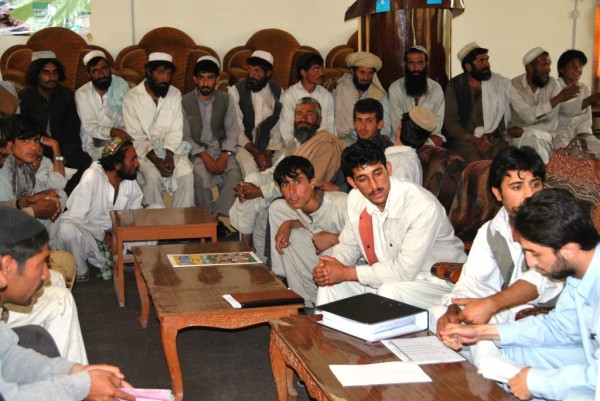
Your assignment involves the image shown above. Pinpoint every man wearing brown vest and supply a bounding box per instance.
[182,56,241,237]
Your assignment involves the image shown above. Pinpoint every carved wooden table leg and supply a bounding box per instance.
[161,317,184,401]
[114,234,125,307]
[134,259,150,329]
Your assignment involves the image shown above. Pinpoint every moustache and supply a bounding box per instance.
[368,188,384,197]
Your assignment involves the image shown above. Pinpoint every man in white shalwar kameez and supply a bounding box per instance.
[55,138,143,281]
[122,52,194,207]
[75,50,132,161]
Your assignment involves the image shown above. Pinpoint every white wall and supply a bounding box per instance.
[0,0,596,87]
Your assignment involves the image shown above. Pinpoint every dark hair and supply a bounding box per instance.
[403,47,429,63]
[488,146,546,191]
[461,47,488,71]
[25,58,66,86]
[193,59,219,76]
[353,98,383,122]
[296,53,324,81]
[0,118,8,148]
[0,228,49,274]
[85,56,107,71]
[399,112,430,150]
[341,140,386,178]
[513,188,600,252]
[247,57,273,73]
[273,156,315,186]
[6,114,43,141]
[557,49,588,78]
[144,60,176,76]
[99,141,133,171]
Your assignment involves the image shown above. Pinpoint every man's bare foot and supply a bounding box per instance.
[240,233,256,252]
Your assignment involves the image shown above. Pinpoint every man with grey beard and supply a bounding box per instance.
[508,47,582,164]
[229,97,343,263]
[444,43,511,162]
[389,46,445,147]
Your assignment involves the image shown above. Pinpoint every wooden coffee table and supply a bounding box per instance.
[110,207,217,307]
[269,315,518,401]
[133,242,302,401]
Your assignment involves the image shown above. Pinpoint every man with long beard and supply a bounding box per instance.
[75,50,132,161]
[229,50,284,177]
[444,43,511,162]
[55,138,143,282]
[508,47,582,164]
[389,46,445,147]
[229,97,343,263]
[122,52,194,208]
[334,51,391,146]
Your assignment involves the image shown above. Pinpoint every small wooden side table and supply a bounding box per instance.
[110,207,217,307]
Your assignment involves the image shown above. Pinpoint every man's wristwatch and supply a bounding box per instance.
[222,150,233,157]
[55,156,65,162]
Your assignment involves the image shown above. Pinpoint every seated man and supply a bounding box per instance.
[269,156,348,308]
[386,106,436,185]
[55,138,143,282]
[555,49,600,157]
[313,141,466,309]
[75,50,132,161]
[0,115,66,239]
[229,97,343,262]
[430,146,563,367]
[182,56,241,236]
[229,50,284,177]
[280,52,335,145]
[0,207,135,401]
[353,98,393,150]
[441,189,599,401]
[508,47,582,163]
[123,52,194,208]
[334,51,391,145]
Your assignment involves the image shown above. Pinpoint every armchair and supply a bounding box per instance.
[113,27,226,93]
[1,27,113,91]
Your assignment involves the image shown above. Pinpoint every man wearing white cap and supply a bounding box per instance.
[334,51,391,146]
[182,56,241,237]
[444,43,511,162]
[508,47,582,163]
[75,50,132,161]
[279,52,335,145]
[229,50,284,178]
[389,46,445,147]
[18,51,92,194]
[122,52,194,208]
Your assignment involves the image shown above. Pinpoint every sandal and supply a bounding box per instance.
[75,272,89,282]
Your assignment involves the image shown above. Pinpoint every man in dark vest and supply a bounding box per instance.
[229,50,283,178]
[444,43,511,162]
[182,56,241,237]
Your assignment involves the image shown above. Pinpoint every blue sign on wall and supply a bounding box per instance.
[376,0,391,13]
[427,0,443,4]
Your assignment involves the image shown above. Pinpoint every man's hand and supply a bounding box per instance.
[312,255,356,286]
[215,152,229,173]
[508,367,533,400]
[103,232,112,248]
[453,297,497,325]
[109,128,134,142]
[275,221,293,254]
[507,127,524,138]
[311,231,339,254]
[199,152,219,175]
[40,136,61,155]
[25,190,61,220]
[553,83,581,106]
[429,135,444,147]
[438,323,499,350]
[163,152,175,174]
[147,151,173,177]
[253,151,271,171]
[233,182,262,203]
[469,135,492,153]
[86,368,135,401]
[436,304,462,342]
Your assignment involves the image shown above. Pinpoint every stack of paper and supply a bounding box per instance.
[477,356,523,383]
[382,336,465,364]
[330,361,432,387]
[316,293,428,342]
[117,388,174,401]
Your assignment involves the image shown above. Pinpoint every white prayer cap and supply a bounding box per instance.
[148,52,173,63]
[409,106,436,133]
[408,45,428,56]
[83,50,106,66]
[457,42,485,62]
[248,50,274,67]
[197,55,220,69]
[523,47,547,66]
[31,50,56,61]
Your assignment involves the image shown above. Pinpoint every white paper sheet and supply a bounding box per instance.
[477,356,523,383]
[329,361,432,387]
[381,336,465,364]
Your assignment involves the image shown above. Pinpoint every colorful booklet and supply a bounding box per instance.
[167,251,262,268]
[117,388,173,401]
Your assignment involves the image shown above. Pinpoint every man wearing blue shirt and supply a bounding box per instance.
[441,189,600,401]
